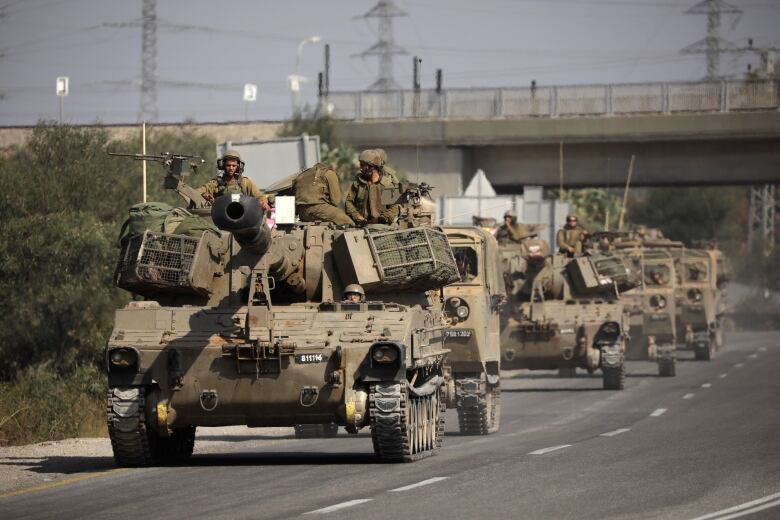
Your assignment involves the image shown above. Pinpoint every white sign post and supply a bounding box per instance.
[56,76,69,124]
[243,83,257,121]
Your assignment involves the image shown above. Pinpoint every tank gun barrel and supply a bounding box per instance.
[211,194,271,255]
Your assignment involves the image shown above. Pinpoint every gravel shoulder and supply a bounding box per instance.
[0,426,293,495]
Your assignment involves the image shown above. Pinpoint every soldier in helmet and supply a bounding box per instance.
[556,214,588,257]
[294,162,354,226]
[342,284,366,303]
[455,249,476,282]
[496,210,529,245]
[345,149,401,226]
[199,150,270,211]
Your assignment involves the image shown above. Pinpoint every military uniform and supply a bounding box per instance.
[199,175,267,201]
[294,163,353,226]
[496,223,531,244]
[345,172,400,225]
[556,225,587,256]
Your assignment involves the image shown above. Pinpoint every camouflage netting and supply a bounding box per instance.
[115,231,205,294]
[368,227,459,292]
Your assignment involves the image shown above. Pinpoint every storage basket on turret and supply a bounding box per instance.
[115,230,223,295]
[333,227,459,293]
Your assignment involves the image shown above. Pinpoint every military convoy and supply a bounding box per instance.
[441,227,505,435]
[104,151,733,466]
[105,154,459,465]
[498,236,633,390]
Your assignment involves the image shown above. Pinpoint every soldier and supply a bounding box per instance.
[199,150,270,211]
[342,284,365,303]
[345,149,400,226]
[455,249,477,282]
[294,162,354,226]
[556,215,588,257]
[496,210,529,244]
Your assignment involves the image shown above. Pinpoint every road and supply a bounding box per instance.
[1,331,779,520]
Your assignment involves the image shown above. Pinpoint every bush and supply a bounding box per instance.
[0,363,107,445]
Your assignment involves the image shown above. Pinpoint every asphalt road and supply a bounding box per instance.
[2,331,779,520]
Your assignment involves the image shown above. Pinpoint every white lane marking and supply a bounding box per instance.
[734,363,744,368]
[683,393,695,400]
[304,499,373,514]
[600,428,630,437]
[758,347,767,352]
[650,408,667,417]
[701,383,712,388]
[689,491,780,520]
[747,354,758,359]
[529,444,572,455]
[389,477,449,492]
[718,373,728,379]
[717,499,780,519]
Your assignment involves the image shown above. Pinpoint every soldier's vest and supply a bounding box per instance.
[294,163,334,206]
[215,175,245,196]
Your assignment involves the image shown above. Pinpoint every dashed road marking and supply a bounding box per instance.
[718,373,728,379]
[747,354,758,359]
[690,490,780,520]
[734,363,744,368]
[600,428,630,437]
[529,444,572,455]
[650,408,667,417]
[683,393,695,400]
[304,499,373,514]
[701,383,712,388]
[758,347,767,352]
[389,477,449,492]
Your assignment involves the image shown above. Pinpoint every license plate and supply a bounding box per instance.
[445,329,473,338]
[295,353,327,364]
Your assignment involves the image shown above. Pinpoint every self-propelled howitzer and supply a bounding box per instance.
[106,182,458,464]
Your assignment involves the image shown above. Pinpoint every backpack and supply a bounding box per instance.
[118,203,219,245]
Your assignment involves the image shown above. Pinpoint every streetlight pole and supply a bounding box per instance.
[289,36,321,116]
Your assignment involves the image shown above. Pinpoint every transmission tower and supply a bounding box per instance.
[140,0,158,121]
[748,185,776,257]
[681,0,742,80]
[357,1,408,91]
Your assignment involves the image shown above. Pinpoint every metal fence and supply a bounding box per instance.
[322,80,779,121]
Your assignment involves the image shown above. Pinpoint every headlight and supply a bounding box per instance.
[687,289,703,303]
[108,348,138,369]
[449,297,461,308]
[456,305,469,319]
[650,295,667,309]
[371,344,399,364]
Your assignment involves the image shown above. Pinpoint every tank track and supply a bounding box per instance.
[294,423,340,439]
[602,364,626,390]
[107,387,195,467]
[369,380,444,462]
[455,375,500,435]
[658,358,676,377]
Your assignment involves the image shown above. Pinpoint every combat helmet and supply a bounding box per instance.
[358,149,384,169]
[218,149,245,174]
[343,284,366,301]
[504,210,517,223]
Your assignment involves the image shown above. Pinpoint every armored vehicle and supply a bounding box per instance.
[105,154,458,465]
[670,247,727,360]
[614,245,678,376]
[499,238,632,390]
[441,227,505,435]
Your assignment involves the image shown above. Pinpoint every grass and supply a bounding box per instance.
[0,363,107,446]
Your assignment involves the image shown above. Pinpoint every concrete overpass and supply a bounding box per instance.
[327,80,780,195]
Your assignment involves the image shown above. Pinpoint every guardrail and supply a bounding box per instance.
[322,80,780,120]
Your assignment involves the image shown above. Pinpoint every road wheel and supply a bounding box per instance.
[558,367,577,378]
[658,358,676,377]
[602,364,625,390]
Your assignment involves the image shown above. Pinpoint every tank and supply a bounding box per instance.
[499,238,632,390]
[441,227,506,435]
[670,247,727,360]
[613,244,678,376]
[105,160,459,465]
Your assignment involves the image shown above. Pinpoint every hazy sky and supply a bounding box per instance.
[1,0,778,125]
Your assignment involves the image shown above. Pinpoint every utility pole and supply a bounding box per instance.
[140,0,158,121]
[748,185,775,257]
[356,1,409,91]
[681,0,742,80]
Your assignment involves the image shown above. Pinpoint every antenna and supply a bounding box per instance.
[355,1,409,91]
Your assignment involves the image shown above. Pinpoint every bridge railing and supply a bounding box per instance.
[322,80,779,120]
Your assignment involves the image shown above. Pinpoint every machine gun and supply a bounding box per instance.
[108,152,209,209]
